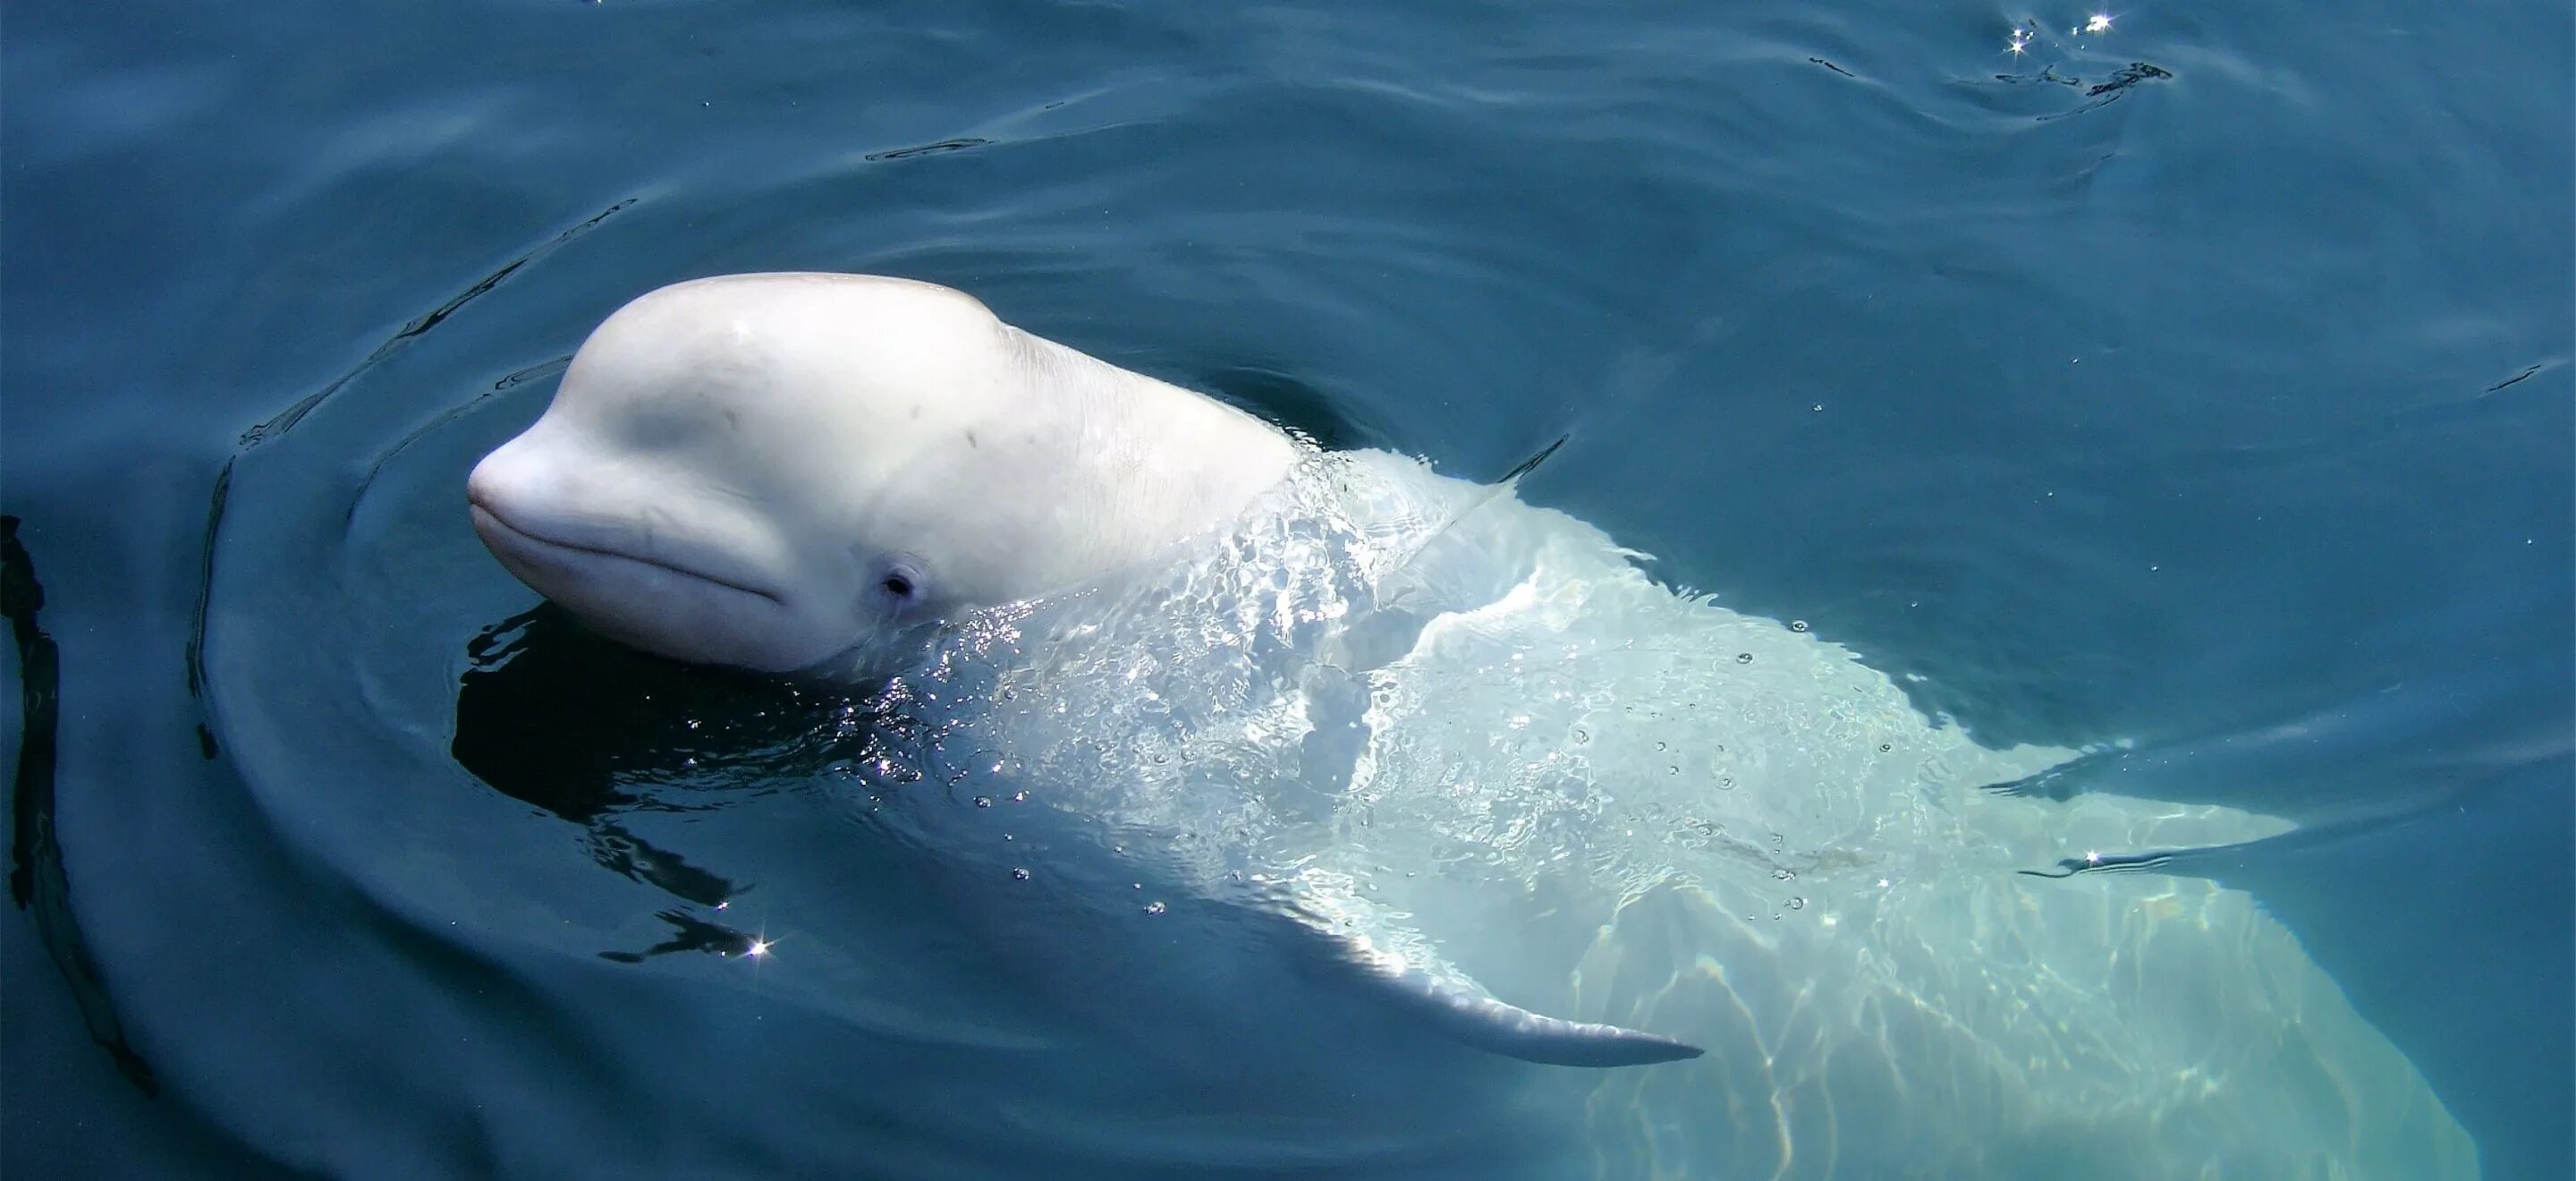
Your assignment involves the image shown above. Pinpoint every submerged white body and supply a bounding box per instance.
[469,274,2475,1175]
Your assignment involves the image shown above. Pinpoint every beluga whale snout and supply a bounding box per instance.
[467,271,1302,674]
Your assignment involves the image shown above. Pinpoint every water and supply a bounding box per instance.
[4,1,2567,1176]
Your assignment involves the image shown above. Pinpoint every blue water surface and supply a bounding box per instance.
[4,1,2569,1177]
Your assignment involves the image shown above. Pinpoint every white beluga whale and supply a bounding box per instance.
[470,274,2475,1174]
[470,272,1692,1064]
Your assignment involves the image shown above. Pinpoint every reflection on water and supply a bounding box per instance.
[453,606,860,955]
[453,605,824,824]
[2,517,159,1095]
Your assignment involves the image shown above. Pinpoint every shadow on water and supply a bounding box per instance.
[1193,363,1398,454]
[2,516,157,1093]
[453,605,819,825]
[4,518,319,1176]
[452,605,848,956]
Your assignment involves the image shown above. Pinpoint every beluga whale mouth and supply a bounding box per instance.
[465,495,782,606]
[462,489,809,670]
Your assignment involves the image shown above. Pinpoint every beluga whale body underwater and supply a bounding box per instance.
[469,274,2476,1173]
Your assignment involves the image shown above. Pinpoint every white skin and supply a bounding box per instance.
[468,273,1302,673]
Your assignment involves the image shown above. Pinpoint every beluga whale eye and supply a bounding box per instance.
[874,555,931,616]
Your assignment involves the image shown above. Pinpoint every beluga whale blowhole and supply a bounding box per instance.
[468,272,2475,1174]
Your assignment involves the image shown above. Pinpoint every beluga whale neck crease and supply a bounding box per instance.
[465,271,1703,1068]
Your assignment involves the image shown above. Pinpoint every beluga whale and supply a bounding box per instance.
[469,272,1696,1066]
[470,273,2475,1173]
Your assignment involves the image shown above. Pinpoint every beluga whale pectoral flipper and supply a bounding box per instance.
[1276,872,1703,1066]
[1352,951,1705,1067]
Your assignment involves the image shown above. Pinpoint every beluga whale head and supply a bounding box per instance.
[468,272,1301,674]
